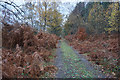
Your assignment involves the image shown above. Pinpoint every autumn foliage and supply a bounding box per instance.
[65,27,87,41]
[2,23,60,78]
[65,30,119,77]
[75,27,87,41]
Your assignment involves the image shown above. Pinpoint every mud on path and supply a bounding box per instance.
[54,40,112,78]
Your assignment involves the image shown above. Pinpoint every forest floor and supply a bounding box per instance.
[54,39,113,78]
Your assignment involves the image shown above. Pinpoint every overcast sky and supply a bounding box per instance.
[0,0,81,24]
[0,0,79,15]
[0,0,119,23]
[1,0,119,16]
[3,0,80,22]
[12,0,79,15]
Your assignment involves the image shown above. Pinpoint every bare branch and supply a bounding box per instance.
[0,4,22,21]
[0,1,24,16]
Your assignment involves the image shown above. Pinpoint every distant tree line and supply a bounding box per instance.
[63,2,120,35]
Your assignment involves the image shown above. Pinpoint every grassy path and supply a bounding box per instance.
[55,40,111,78]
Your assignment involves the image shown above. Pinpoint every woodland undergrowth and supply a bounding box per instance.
[65,27,120,78]
[2,23,60,78]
